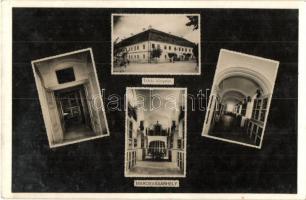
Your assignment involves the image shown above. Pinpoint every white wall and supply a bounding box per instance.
[215,49,279,94]
[35,53,89,89]
[124,40,194,63]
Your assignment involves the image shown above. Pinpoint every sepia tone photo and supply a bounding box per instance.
[202,49,279,148]
[112,14,201,75]
[125,88,187,177]
[31,48,109,148]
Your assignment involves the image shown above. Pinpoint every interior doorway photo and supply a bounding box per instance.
[32,48,109,148]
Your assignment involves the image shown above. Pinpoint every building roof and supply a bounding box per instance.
[114,28,196,49]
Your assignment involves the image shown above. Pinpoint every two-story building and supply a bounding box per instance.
[114,28,196,64]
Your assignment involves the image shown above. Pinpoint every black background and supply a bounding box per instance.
[12,8,298,193]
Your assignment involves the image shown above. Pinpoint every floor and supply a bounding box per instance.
[210,114,255,145]
[113,61,199,73]
[127,161,182,176]
[63,124,95,143]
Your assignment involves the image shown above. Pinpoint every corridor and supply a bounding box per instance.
[127,161,181,176]
[63,124,94,143]
[211,113,254,145]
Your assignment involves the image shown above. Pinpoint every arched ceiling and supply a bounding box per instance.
[221,90,245,104]
[133,89,184,129]
[218,76,262,101]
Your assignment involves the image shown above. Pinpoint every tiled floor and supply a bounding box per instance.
[63,124,95,143]
[210,114,255,145]
[127,161,182,176]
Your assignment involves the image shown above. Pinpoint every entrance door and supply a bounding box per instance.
[61,91,83,127]
[148,141,166,161]
[55,86,90,131]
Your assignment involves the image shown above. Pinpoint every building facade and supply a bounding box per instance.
[114,28,196,64]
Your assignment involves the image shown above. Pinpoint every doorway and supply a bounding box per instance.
[55,85,93,142]
[148,141,167,161]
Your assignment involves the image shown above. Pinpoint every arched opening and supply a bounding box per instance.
[204,69,272,146]
[148,140,166,160]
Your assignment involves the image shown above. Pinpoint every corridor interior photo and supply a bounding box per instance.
[202,49,279,148]
[125,88,187,177]
[32,49,109,148]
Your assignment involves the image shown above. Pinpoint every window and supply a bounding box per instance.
[129,121,133,139]
[143,44,145,49]
[152,43,155,49]
[260,98,268,121]
[157,44,160,49]
[174,47,177,51]
[241,102,247,116]
[56,67,75,84]
[177,152,184,171]
[128,121,133,148]
[164,45,167,50]
[177,139,182,149]
[251,97,269,122]
[169,46,171,50]
[143,54,145,59]
[185,48,187,51]
[134,138,137,148]
[137,46,139,50]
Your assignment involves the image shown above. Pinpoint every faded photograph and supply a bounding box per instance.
[32,48,109,148]
[202,49,279,148]
[112,14,200,75]
[125,88,187,177]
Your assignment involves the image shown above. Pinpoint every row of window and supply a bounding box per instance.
[127,45,144,51]
[158,44,192,53]
[126,150,136,171]
[127,43,192,53]
[246,120,263,146]
[252,97,268,122]
[128,54,146,59]
[177,152,184,171]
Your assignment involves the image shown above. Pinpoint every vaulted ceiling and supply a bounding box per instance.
[218,76,262,104]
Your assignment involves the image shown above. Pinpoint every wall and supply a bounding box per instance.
[215,49,279,94]
[149,40,194,63]
[125,41,150,63]
[124,40,194,63]
[35,53,89,89]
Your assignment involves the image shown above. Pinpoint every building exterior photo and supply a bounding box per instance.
[32,49,109,148]
[125,88,186,177]
[202,49,279,148]
[112,14,200,74]
[114,28,196,64]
